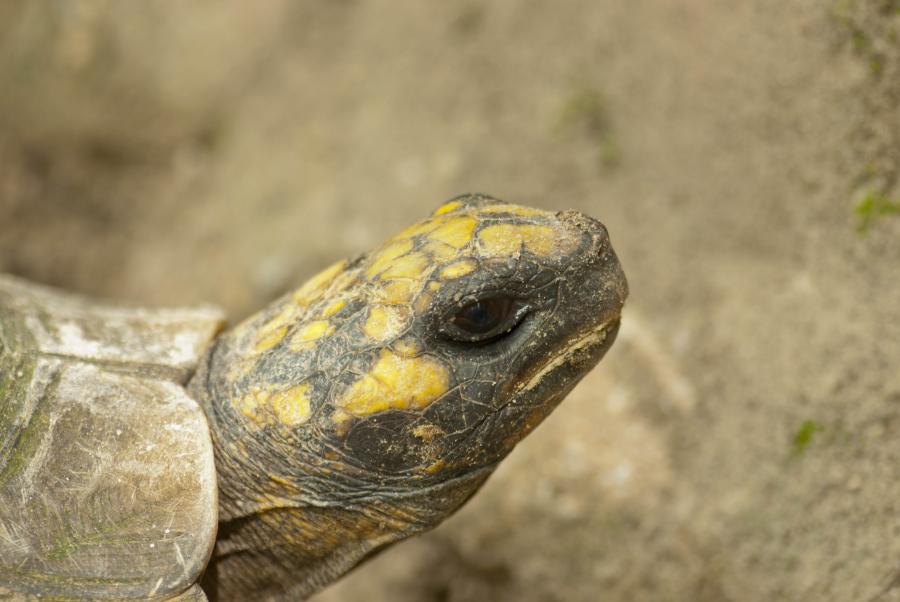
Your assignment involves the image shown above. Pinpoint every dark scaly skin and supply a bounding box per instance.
[189,194,628,600]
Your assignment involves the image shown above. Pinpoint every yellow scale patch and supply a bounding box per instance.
[440,259,476,280]
[432,200,463,215]
[366,239,414,277]
[293,260,348,306]
[422,240,459,262]
[368,213,478,319]
[255,324,289,352]
[426,215,477,249]
[250,256,361,355]
[253,303,300,352]
[477,223,569,258]
[390,218,442,242]
[379,251,430,280]
[289,320,334,351]
[235,383,313,428]
[252,260,348,352]
[335,349,449,422]
[363,305,410,342]
[377,280,417,305]
[321,298,346,317]
[480,203,548,217]
[328,269,359,295]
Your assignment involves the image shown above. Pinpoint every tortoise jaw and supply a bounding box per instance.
[514,315,620,397]
[464,314,621,464]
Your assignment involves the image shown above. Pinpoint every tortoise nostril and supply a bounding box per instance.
[556,210,610,249]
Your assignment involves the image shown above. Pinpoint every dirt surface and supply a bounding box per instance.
[2,1,899,600]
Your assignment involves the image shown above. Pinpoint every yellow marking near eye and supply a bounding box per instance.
[480,204,548,217]
[255,325,289,351]
[377,280,416,305]
[427,215,477,249]
[477,224,564,257]
[367,238,414,277]
[379,251,430,280]
[321,299,346,317]
[363,305,410,342]
[432,200,463,215]
[234,383,313,427]
[414,281,441,312]
[440,259,476,279]
[332,409,352,426]
[337,350,449,419]
[293,260,348,306]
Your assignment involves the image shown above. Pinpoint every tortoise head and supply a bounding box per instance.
[195,194,627,598]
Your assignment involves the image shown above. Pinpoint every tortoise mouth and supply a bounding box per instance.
[470,314,621,458]
[512,314,621,398]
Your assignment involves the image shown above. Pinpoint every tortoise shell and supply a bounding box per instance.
[0,275,223,601]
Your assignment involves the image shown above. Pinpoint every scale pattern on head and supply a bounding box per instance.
[206,193,626,482]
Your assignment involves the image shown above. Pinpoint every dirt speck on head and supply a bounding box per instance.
[2,1,899,600]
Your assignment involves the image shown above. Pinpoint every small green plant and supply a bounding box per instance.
[855,191,900,234]
[791,420,824,457]
[829,0,894,79]
[559,88,620,168]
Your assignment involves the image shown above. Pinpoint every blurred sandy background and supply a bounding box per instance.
[1,1,899,601]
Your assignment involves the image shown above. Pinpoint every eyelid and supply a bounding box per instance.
[441,297,529,344]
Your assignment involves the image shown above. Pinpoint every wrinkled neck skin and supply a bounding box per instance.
[188,332,493,602]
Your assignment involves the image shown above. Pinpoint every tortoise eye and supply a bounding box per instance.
[447,296,525,343]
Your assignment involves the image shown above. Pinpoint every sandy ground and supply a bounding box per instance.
[1,1,899,600]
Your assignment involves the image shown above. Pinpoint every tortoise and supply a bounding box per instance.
[0,194,628,601]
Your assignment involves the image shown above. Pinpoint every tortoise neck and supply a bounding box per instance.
[188,338,383,599]
[188,333,491,600]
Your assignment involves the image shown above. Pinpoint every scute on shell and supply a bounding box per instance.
[0,275,223,601]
